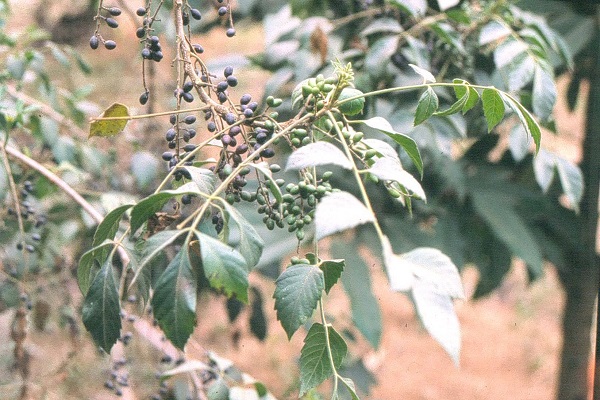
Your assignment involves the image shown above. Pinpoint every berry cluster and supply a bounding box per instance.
[89,5,122,50]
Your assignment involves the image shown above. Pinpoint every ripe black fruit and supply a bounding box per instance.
[184,115,196,124]
[224,66,234,77]
[136,7,146,16]
[106,18,119,28]
[108,7,122,16]
[181,92,194,103]
[226,76,238,87]
[224,113,236,125]
[192,44,204,53]
[165,128,176,141]
[89,35,99,49]
[162,152,174,161]
[216,81,228,92]
[139,91,149,105]
[218,6,228,16]
[190,8,201,20]
[104,40,117,50]
[136,27,145,38]
[226,28,236,37]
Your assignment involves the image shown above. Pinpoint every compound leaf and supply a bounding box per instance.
[414,86,439,126]
[482,88,505,132]
[274,265,324,339]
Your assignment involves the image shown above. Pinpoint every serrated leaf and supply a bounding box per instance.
[151,245,197,350]
[223,203,264,269]
[434,90,468,117]
[320,259,344,294]
[130,182,200,236]
[481,88,505,132]
[479,20,511,45]
[408,64,436,83]
[89,103,129,138]
[299,323,347,396]
[411,286,461,366]
[453,80,479,113]
[414,87,439,126]
[274,265,324,339]
[471,191,543,277]
[369,157,426,200]
[195,232,249,303]
[501,93,541,153]
[82,258,121,352]
[285,142,352,171]
[315,191,375,240]
[362,117,423,177]
[532,64,556,121]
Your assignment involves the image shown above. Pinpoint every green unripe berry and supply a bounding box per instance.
[307,194,316,207]
[293,128,307,138]
[365,149,378,159]
[352,132,364,143]
[222,164,233,176]
[291,138,301,147]
[266,219,275,230]
[296,229,305,241]
[322,171,333,181]
[303,215,312,224]
[270,164,281,172]
[226,193,236,204]
[291,256,301,264]
[301,136,311,146]
[289,185,300,195]
[388,188,402,198]
[295,219,304,228]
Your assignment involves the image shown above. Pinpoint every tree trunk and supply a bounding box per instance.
[558,10,600,399]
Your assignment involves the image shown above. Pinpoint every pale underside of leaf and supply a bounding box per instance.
[315,191,375,240]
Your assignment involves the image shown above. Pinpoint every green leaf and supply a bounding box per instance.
[151,245,197,350]
[340,377,360,400]
[433,89,468,117]
[78,241,116,296]
[195,232,249,303]
[285,142,352,171]
[337,88,365,116]
[453,80,479,113]
[414,87,439,126]
[315,191,375,240]
[369,157,426,200]
[82,258,121,352]
[93,204,133,246]
[128,230,185,290]
[411,286,461,366]
[471,191,543,277]
[89,103,129,138]
[223,203,264,269]
[408,64,436,83]
[501,93,541,153]
[130,182,201,236]
[185,166,217,194]
[274,264,324,339]
[532,64,556,121]
[507,55,536,92]
[361,117,423,177]
[481,88,505,132]
[332,240,382,349]
[479,20,511,45]
[320,259,345,294]
[493,38,528,69]
[299,323,347,396]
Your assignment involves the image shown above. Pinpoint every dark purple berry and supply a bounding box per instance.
[136,27,145,38]
[229,126,241,136]
[149,35,159,45]
[190,8,202,20]
[165,129,176,141]
[224,113,236,125]
[226,76,238,87]
[224,66,234,77]
[193,44,204,53]
[104,40,117,50]
[183,81,194,93]
[240,94,251,105]
[256,131,268,144]
[229,137,237,147]
[136,7,146,16]
[181,92,194,103]
[16,242,23,250]
[139,91,149,105]
[108,7,122,16]
[25,244,35,253]
[221,135,232,146]
[236,143,248,154]
[31,233,41,241]
[207,122,217,132]
[89,35,99,49]
[151,51,163,62]
[248,101,259,111]
[162,152,174,161]
[188,129,196,139]
[244,108,254,118]
[104,380,115,390]
[218,6,228,16]
[169,115,177,125]
[217,92,228,103]
[182,130,191,142]
[106,18,119,28]
[182,194,192,205]
[216,81,228,92]
[184,115,196,124]
[169,157,178,168]
[226,28,236,38]
[141,48,151,59]
[168,141,176,149]
[261,148,275,158]
[183,144,196,152]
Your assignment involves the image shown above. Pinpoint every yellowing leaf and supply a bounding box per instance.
[89,103,130,138]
